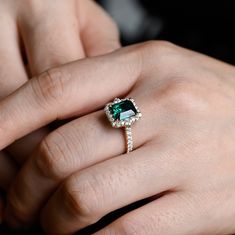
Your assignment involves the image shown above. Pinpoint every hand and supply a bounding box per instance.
[0,0,119,198]
[3,41,235,235]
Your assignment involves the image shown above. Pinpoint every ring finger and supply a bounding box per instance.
[5,92,162,227]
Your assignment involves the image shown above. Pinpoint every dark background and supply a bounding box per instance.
[1,1,235,234]
[99,0,235,65]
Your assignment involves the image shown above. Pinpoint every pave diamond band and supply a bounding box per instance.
[125,125,133,153]
[105,98,142,154]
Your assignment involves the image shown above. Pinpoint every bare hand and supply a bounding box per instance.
[2,41,235,234]
[0,0,119,196]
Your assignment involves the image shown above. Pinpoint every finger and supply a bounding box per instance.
[78,0,121,56]
[0,8,28,98]
[39,145,183,234]
[94,193,209,235]
[4,88,160,225]
[0,10,21,176]
[0,152,17,190]
[8,1,86,163]
[0,9,48,163]
[6,128,48,164]
[0,43,150,150]
[19,0,85,75]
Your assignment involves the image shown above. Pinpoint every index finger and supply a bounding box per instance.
[0,42,151,150]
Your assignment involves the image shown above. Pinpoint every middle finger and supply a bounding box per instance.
[18,0,85,75]
[6,0,87,164]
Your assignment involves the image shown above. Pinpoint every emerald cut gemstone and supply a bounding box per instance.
[109,100,137,121]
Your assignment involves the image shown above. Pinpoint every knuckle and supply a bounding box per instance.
[31,68,70,108]
[62,176,100,223]
[20,0,45,19]
[140,40,177,57]
[158,79,204,115]
[135,40,180,77]
[35,132,69,180]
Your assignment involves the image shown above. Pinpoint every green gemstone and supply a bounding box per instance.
[109,100,137,121]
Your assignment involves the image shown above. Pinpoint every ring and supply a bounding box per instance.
[104,98,142,153]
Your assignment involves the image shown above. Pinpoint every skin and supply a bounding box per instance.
[0,0,120,210]
[1,41,235,234]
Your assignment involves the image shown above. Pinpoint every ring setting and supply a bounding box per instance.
[104,98,142,153]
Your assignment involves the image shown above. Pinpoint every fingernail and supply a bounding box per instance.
[4,209,22,230]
